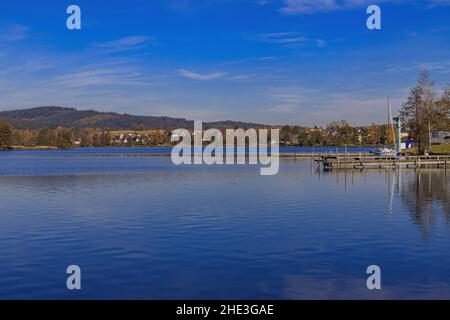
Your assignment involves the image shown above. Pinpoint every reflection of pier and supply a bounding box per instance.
[315,155,450,171]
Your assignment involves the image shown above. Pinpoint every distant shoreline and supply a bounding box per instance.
[10,146,60,151]
[6,145,379,150]
[2,145,381,152]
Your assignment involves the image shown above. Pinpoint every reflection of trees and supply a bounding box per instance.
[397,170,450,237]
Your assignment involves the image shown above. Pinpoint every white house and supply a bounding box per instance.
[431,131,450,144]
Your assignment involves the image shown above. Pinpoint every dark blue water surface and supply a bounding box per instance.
[0,148,448,299]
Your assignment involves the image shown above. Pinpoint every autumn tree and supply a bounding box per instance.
[0,120,13,149]
[37,128,50,146]
[100,131,111,146]
[368,123,381,145]
[55,127,73,149]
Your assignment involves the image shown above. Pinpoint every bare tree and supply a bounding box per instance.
[401,85,426,153]
[434,86,450,131]
[401,71,440,153]
[418,70,436,149]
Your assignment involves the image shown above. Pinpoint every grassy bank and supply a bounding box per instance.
[431,144,450,154]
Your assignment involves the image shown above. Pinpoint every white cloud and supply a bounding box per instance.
[177,69,226,81]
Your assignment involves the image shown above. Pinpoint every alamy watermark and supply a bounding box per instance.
[367,5,381,30]
[366,265,382,290]
[65,4,380,31]
[66,265,81,290]
[170,121,280,176]
[67,5,81,30]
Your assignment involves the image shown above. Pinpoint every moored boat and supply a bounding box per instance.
[373,147,397,156]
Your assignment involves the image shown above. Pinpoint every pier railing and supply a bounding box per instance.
[313,154,450,170]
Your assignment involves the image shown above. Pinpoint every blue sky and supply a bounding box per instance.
[0,0,449,126]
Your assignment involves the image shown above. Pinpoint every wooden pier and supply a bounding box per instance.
[315,154,450,170]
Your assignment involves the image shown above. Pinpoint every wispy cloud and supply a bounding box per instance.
[316,39,326,48]
[253,32,328,50]
[256,0,274,6]
[260,86,408,126]
[263,88,311,116]
[264,32,307,43]
[177,69,226,81]
[280,0,450,14]
[51,67,147,88]
[385,60,450,74]
[258,56,277,61]
[280,0,385,14]
[0,24,29,42]
[256,32,307,46]
[167,0,227,13]
[95,36,153,52]
[306,96,405,126]
[226,74,250,80]
[0,1,448,126]
[177,68,251,81]
[429,0,450,6]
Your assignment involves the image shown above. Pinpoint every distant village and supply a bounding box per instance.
[1,121,449,153]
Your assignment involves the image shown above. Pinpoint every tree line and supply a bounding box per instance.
[0,125,170,149]
[0,121,399,150]
[279,121,396,147]
[0,125,77,149]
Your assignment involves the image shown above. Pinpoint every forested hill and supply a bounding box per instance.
[0,107,265,130]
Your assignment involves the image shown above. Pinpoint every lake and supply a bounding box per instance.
[0,147,449,299]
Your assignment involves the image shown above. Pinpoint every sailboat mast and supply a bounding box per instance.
[388,98,397,151]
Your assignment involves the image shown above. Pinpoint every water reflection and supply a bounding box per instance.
[397,170,449,237]
[326,167,449,238]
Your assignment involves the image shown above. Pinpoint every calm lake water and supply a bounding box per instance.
[0,148,449,299]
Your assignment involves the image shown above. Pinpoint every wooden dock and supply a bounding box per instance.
[315,154,450,170]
